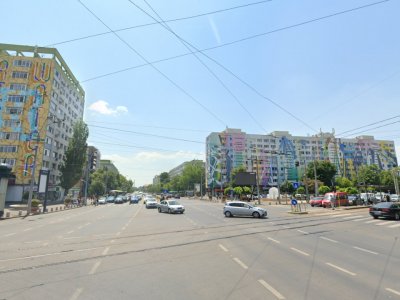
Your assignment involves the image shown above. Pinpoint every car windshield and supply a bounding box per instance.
[168,201,180,205]
[374,202,393,208]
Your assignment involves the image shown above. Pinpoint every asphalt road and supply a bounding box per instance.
[0,198,399,300]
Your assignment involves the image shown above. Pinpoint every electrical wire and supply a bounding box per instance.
[339,120,400,138]
[78,0,227,128]
[134,0,267,133]
[87,124,205,144]
[336,114,400,136]
[47,0,273,47]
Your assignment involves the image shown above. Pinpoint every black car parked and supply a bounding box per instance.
[369,202,400,220]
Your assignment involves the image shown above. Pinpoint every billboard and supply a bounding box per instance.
[235,172,256,186]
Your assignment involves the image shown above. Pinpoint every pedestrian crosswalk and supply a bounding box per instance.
[314,211,400,229]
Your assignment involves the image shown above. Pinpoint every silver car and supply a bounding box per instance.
[158,200,185,214]
[223,201,267,218]
[145,198,158,209]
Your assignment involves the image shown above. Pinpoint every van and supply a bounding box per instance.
[322,192,349,208]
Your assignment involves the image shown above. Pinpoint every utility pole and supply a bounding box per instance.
[84,151,90,206]
[27,144,38,215]
[304,160,309,202]
[313,160,318,196]
[392,168,399,195]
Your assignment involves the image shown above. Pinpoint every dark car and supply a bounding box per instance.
[130,196,140,204]
[369,202,400,220]
[106,195,115,203]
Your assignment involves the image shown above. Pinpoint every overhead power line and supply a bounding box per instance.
[48,0,273,47]
[129,0,317,133]
[88,124,205,144]
[78,1,227,127]
[339,120,400,138]
[133,0,267,133]
[80,0,390,85]
[336,114,400,136]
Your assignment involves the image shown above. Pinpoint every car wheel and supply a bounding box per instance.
[311,204,314,207]
[158,207,161,213]
[373,215,378,219]
[252,212,260,218]
[395,213,400,220]
[168,208,171,214]
[225,211,232,217]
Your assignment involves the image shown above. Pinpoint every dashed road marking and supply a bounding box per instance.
[297,230,309,235]
[365,220,381,224]
[326,262,356,276]
[116,232,121,236]
[290,247,310,256]
[102,247,110,256]
[69,287,83,300]
[67,230,74,234]
[4,233,16,237]
[376,221,394,226]
[89,261,101,275]
[342,215,362,220]
[267,237,280,244]
[352,217,370,222]
[320,237,338,243]
[330,213,351,218]
[218,244,228,252]
[386,288,400,296]
[258,279,285,299]
[353,246,378,255]
[233,257,248,269]
[388,223,400,228]
[23,227,33,232]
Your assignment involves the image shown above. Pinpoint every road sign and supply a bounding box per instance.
[291,199,298,206]
[292,182,299,189]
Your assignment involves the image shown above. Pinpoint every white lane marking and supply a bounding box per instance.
[23,227,33,232]
[4,233,16,237]
[290,247,310,256]
[102,247,110,256]
[0,246,104,262]
[386,288,400,296]
[110,240,116,244]
[365,220,380,224]
[342,215,362,220]
[353,246,378,255]
[297,230,309,235]
[88,261,102,275]
[85,223,91,226]
[267,237,280,244]
[77,226,83,230]
[330,213,351,218]
[64,236,82,240]
[67,230,74,234]
[320,237,338,243]
[233,257,248,269]
[218,244,228,252]
[42,242,49,246]
[376,221,393,226]
[326,262,356,276]
[121,227,126,231]
[69,287,83,300]
[116,232,121,236]
[258,279,285,300]
[352,217,371,222]
[389,223,400,228]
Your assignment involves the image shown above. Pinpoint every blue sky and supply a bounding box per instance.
[3,0,400,186]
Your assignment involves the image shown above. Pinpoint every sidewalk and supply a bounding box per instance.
[1,203,86,219]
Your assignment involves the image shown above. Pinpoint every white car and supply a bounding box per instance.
[98,197,107,204]
[390,194,399,202]
[158,200,185,214]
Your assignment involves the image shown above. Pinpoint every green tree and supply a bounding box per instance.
[357,165,381,186]
[280,180,295,194]
[224,187,233,195]
[243,186,252,195]
[296,186,305,194]
[233,186,243,197]
[336,177,353,188]
[159,172,170,187]
[306,160,337,186]
[318,185,331,194]
[60,121,89,193]
[88,180,106,198]
[345,187,358,194]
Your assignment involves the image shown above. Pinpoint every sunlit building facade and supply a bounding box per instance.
[206,128,397,191]
[0,43,85,200]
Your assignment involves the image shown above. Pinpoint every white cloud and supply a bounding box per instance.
[102,151,204,186]
[88,100,128,116]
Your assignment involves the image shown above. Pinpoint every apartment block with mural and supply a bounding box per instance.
[206,128,397,192]
[0,43,85,202]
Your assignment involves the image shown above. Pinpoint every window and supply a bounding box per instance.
[5,107,23,115]
[7,95,26,103]
[44,149,50,157]
[0,145,18,153]
[9,83,27,91]
[11,71,28,79]
[45,137,52,145]
[0,132,20,140]
[0,158,16,166]
[13,59,32,68]
[2,120,21,127]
